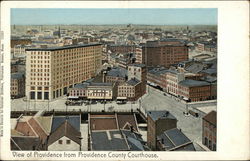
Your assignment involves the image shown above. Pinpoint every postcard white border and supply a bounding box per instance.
[1,1,249,160]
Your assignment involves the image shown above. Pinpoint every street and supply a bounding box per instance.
[11,85,205,150]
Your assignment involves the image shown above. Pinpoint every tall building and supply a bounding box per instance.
[25,44,102,101]
[127,64,147,95]
[142,39,189,68]
[147,110,177,150]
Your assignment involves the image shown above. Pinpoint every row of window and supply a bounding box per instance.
[30,73,49,76]
[31,65,50,68]
[30,82,49,86]
[30,77,50,81]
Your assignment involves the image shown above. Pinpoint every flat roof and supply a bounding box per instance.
[179,79,210,87]
[26,43,102,51]
[91,130,129,151]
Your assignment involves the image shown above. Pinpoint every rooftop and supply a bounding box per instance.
[11,136,40,151]
[91,130,129,151]
[157,128,195,151]
[127,78,141,86]
[128,64,146,68]
[179,79,210,87]
[89,82,113,87]
[106,67,127,78]
[121,130,147,151]
[51,115,80,133]
[147,110,177,122]
[203,110,217,125]
[72,83,89,89]
[26,43,102,51]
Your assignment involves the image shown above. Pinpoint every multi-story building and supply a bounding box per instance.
[178,79,211,102]
[87,83,113,100]
[202,111,216,151]
[147,110,177,150]
[105,67,127,84]
[135,47,142,64]
[25,44,102,101]
[117,78,143,101]
[147,67,168,90]
[128,64,147,95]
[166,69,185,96]
[68,83,89,99]
[11,73,25,98]
[142,39,189,68]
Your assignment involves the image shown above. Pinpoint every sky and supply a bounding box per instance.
[11,8,217,25]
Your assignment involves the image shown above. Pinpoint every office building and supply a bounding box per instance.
[25,44,102,101]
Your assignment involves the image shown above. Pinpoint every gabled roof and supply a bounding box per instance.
[147,110,177,122]
[157,128,195,151]
[34,116,53,135]
[117,114,138,132]
[51,116,80,133]
[48,120,81,146]
[203,110,217,125]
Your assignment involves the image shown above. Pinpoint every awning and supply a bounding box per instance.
[117,97,127,100]
[68,96,79,99]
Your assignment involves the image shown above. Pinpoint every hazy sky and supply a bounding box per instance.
[11,8,217,25]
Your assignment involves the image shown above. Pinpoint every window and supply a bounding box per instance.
[30,92,35,99]
[37,92,42,99]
[44,92,49,100]
[66,140,71,144]
[58,140,62,144]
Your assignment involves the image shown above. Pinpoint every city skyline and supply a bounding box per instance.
[11,8,217,25]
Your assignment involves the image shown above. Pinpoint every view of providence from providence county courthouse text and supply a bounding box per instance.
[10,8,217,152]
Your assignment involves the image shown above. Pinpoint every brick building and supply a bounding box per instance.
[178,79,211,102]
[117,78,143,101]
[11,73,25,98]
[147,110,177,150]
[202,111,216,151]
[25,44,102,101]
[147,68,169,90]
[142,39,189,68]
[135,47,142,64]
[105,67,127,84]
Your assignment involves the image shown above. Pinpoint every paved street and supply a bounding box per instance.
[11,85,207,150]
[141,86,203,149]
